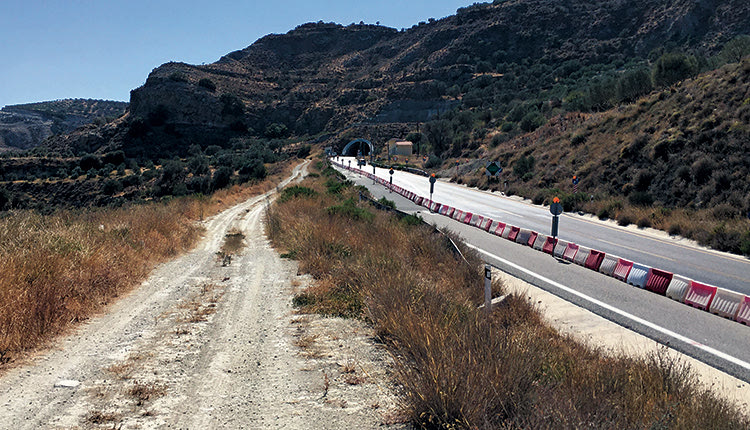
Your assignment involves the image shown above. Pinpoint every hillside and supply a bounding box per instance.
[446,58,750,254]
[126,0,749,137]
[0,99,128,152]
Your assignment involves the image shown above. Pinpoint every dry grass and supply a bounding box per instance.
[269,161,750,429]
[128,380,167,406]
[0,160,294,367]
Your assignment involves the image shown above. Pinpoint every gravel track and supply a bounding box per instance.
[0,161,404,429]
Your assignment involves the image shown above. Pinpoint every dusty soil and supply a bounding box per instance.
[0,161,406,429]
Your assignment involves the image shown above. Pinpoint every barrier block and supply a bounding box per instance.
[507,226,520,241]
[709,288,744,319]
[626,263,650,288]
[501,225,512,239]
[737,297,750,325]
[542,236,557,254]
[562,243,579,262]
[415,197,423,206]
[470,214,484,228]
[612,259,634,282]
[645,268,673,295]
[598,254,619,276]
[445,207,455,218]
[684,281,718,310]
[482,218,494,232]
[573,246,590,266]
[493,222,506,236]
[527,231,538,247]
[665,275,691,302]
[533,234,547,250]
[516,229,532,245]
[552,240,568,258]
[462,212,473,224]
[452,209,462,221]
[585,250,605,271]
[433,202,441,213]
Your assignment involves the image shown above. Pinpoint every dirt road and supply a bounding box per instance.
[0,161,403,429]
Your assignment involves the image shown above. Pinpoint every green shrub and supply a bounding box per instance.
[377,197,396,209]
[325,177,351,194]
[280,186,318,202]
[326,198,374,222]
[637,217,652,228]
[618,214,634,226]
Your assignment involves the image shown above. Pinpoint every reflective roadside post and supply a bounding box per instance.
[429,173,436,210]
[484,265,492,315]
[389,168,394,193]
[550,197,563,239]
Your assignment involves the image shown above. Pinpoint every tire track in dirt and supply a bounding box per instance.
[0,160,405,429]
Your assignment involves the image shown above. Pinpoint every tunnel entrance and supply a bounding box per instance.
[341,139,374,157]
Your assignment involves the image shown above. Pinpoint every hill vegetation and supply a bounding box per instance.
[0,99,127,151]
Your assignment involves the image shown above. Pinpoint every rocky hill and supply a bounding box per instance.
[124,0,748,137]
[0,99,127,152]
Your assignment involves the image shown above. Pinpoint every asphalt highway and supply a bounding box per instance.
[334,157,750,383]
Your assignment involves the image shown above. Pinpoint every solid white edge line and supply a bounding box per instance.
[465,243,750,372]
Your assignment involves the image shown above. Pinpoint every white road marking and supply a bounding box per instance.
[466,243,750,372]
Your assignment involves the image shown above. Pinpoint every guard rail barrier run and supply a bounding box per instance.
[332,159,749,327]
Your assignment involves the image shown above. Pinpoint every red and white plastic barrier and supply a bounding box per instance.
[562,243,579,262]
[737,297,750,325]
[573,246,590,266]
[684,281,718,311]
[666,275,691,303]
[585,250,606,271]
[645,268,673,295]
[612,259,634,282]
[709,288,745,319]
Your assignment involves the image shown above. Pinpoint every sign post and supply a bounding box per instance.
[572,175,580,194]
[485,161,502,180]
[550,197,563,239]
[484,265,492,315]
[389,168,394,193]
[429,173,436,208]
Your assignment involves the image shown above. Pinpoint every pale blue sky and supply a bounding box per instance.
[0,0,471,108]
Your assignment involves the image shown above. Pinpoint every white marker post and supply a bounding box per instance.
[484,265,492,315]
